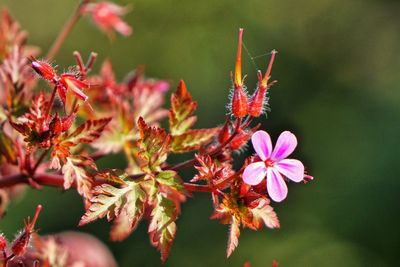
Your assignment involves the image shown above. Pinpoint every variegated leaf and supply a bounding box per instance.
[137,117,170,172]
[62,157,94,199]
[170,128,220,153]
[148,195,178,263]
[169,80,197,135]
[65,117,112,146]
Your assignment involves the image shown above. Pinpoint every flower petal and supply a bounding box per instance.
[275,159,304,182]
[271,131,297,161]
[266,167,288,202]
[242,162,267,186]
[251,130,272,161]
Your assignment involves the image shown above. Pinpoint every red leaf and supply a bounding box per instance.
[169,80,197,135]
[171,128,220,153]
[137,117,171,172]
[148,195,178,263]
[227,217,240,258]
[66,117,111,145]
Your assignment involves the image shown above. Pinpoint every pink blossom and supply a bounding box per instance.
[82,2,132,37]
[243,130,305,202]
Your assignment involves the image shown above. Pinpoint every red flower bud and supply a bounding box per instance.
[231,28,248,118]
[218,118,231,143]
[31,59,56,81]
[231,86,248,118]
[229,129,251,150]
[12,205,42,256]
[248,80,266,117]
[248,50,277,117]
[0,234,6,251]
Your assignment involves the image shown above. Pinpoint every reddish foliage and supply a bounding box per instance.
[0,4,312,265]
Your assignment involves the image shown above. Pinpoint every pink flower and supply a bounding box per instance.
[82,2,132,37]
[243,130,305,202]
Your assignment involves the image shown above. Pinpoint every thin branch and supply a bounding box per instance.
[0,172,217,193]
[46,0,91,60]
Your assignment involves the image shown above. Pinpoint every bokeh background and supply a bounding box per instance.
[1,0,400,266]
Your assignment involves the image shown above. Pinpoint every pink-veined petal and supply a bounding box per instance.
[275,159,304,182]
[242,162,267,186]
[64,78,89,102]
[266,167,288,202]
[251,130,272,161]
[271,131,297,161]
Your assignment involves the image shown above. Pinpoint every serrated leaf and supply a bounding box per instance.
[0,128,17,164]
[65,117,112,146]
[156,170,186,194]
[250,198,280,229]
[171,128,220,153]
[95,169,128,185]
[80,180,146,233]
[62,157,93,199]
[227,217,240,258]
[192,154,234,183]
[110,184,146,241]
[137,117,170,172]
[148,195,178,263]
[169,80,197,135]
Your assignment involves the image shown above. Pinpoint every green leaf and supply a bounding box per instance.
[95,169,128,186]
[137,117,170,172]
[169,80,197,135]
[156,170,185,193]
[171,128,220,153]
[148,195,178,263]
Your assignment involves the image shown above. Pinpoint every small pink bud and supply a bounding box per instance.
[82,2,132,37]
[31,59,56,81]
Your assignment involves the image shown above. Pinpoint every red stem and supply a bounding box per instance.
[44,85,57,121]
[0,172,224,193]
[46,0,91,60]
[157,118,243,173]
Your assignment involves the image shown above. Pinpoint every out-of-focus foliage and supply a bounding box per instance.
[1,0,399,266]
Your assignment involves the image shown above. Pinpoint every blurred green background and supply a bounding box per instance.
[1,0,400,266]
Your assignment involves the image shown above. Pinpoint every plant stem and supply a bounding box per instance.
[163,118,243,172]
[0,172,218,193]
[30,149,50,175]
[44,85,57,121]
[46,0,91,60]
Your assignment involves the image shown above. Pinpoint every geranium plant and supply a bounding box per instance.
[0,1,313,265]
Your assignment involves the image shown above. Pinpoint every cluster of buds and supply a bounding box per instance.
[230,28,277,118]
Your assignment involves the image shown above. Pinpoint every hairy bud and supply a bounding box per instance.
[31,59,56,81]
[11,205,42,256]
[248,50,276,117]
[218,118,231,143]
[231,28,248,118]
